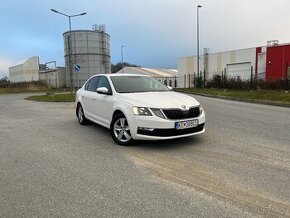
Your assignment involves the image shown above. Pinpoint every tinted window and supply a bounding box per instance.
[97,76,112,93]
[84,80,90,90]
[86,76,100,92]
[110,76,169,93]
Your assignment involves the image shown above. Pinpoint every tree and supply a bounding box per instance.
[111,62,140,74]
[0,76,9,85]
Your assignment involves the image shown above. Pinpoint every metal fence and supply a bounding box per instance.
[177,64,290,90]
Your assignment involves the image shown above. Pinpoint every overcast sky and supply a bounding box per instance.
[1,0,290,77]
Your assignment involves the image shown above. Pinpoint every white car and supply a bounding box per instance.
[75,74,205,145]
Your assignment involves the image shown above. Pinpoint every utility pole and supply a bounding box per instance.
[197,5,202,84]
[121,45,125,74]
[51,9,87,93]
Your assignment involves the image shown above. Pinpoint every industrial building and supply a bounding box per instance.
[9,56,65,88]
[39,64,66,88]
[9,25,111,88]
[116,67,178,87]
[9,56,40,83]
[63,25,111,88]
[178,41,290,88]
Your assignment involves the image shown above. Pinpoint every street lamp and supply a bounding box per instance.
[121,45,125,73]
[197,5,202,81]
[51,9,87,93]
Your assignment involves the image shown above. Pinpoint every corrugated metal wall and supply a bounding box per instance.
[63,30,111,88]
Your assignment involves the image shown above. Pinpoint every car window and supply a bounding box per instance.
[84,80,90,90]
[97,76,112,93]
[86,76,100,92]
[110,76,169,93]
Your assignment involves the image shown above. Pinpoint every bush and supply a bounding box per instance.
[257,79,285,90]
[0,76,10,87]
[206,74,252,89]
[225,77,251,89]
[195,76,204,88]
[206,75,222,88]
[205,74,287,90]
[0,79,48,91]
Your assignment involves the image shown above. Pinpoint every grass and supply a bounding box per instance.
[176,88,290,104]
[0,81,75,102]
[26,93,75,102]
[0,87,71,94]
[0,87,48,94]
[26,88,290,103]
[0,81,70,95]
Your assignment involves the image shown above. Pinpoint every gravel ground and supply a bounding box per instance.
[0,93,289,217]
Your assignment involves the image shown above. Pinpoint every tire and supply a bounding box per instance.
[110,113,133,146]
[77,104,89,125]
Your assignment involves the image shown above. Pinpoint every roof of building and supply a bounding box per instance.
[116,67,178,78]
[179,42,290,59]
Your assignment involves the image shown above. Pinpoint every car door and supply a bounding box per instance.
[82,76,100,121]
[91,76,114,127]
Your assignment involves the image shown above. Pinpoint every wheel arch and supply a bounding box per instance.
[111,107,132,127]
[112,109,125,120]
[110,108,133,145]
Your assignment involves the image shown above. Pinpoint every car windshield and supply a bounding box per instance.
[110,76,170,93]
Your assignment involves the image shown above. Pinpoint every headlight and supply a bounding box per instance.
[133,107,152,116]
[151,108,165,119]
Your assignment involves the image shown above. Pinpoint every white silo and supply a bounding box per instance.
[63,25,111,88]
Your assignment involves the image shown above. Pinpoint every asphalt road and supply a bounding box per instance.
[0,93,290,217]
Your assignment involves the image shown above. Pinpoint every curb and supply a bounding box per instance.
[177,91,290,108]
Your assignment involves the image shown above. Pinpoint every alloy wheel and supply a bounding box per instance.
[113,118,131,143]
[78,106,84,123]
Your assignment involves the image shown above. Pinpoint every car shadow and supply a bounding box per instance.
[85,121,111,136]
[129,135,204,151]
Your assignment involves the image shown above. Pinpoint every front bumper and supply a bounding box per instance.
[128,111,205,140]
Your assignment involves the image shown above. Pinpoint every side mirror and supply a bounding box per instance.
[96,87,109,95]
[167,86,173,91]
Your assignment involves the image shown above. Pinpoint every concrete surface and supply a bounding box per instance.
[0,93,290,217]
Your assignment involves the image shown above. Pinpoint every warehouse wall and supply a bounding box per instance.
[9,56,40,82]
[177,47,268,88]
[207,48,257,79]
[177,57,194,88]
[39,67,66,88]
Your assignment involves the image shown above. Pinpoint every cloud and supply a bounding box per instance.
[0,57,26,78]
[1,0,290,70]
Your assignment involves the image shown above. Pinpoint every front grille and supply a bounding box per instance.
[137,124,205,137]
[162,107,200,120]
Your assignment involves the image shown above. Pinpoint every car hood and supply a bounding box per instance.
[116,91,200,109]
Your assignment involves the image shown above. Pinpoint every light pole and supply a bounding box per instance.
[197,5,202,81]
[121,45,125,73]
[51,9,87,93]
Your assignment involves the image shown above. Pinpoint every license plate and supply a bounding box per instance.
[175,119,199,130]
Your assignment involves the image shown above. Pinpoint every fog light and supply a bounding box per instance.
[138,127,154,132]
